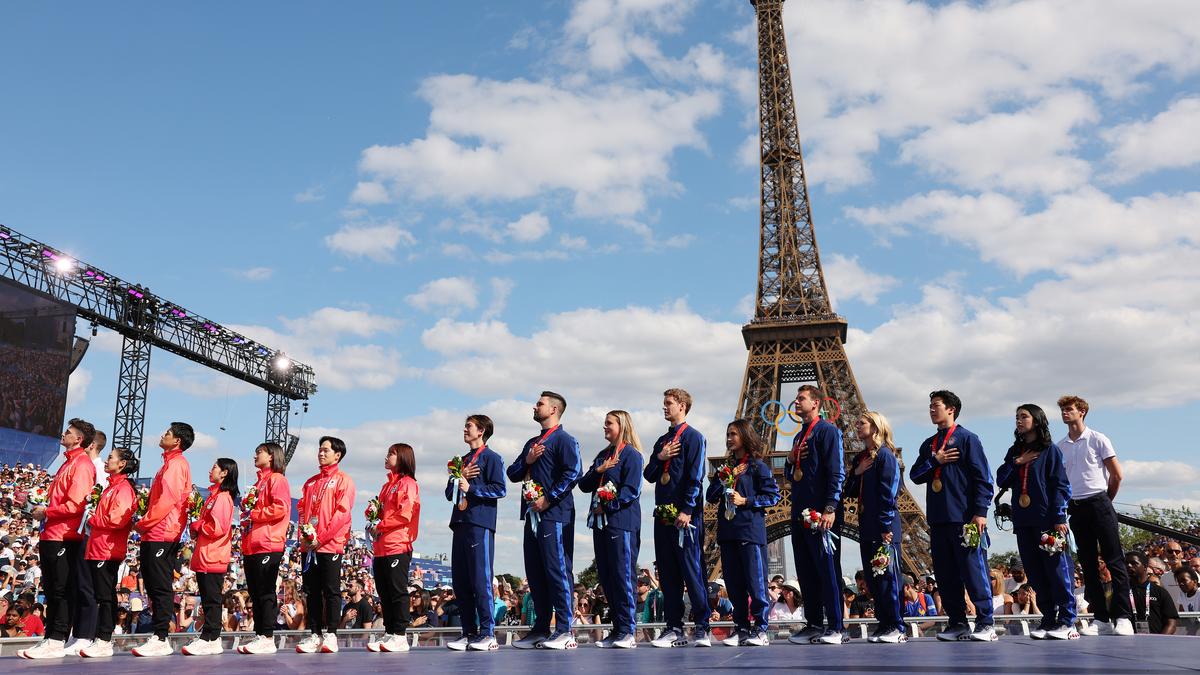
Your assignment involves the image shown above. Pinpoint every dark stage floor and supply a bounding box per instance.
[6,635,1199,674]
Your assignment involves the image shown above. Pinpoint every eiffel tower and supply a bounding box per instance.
[702,0,933,580]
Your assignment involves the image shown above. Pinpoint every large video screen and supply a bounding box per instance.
[0,278,76,468]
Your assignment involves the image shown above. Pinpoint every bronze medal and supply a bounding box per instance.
[660,473,670,485]
[931,478,943,493]
[792,467,802,481]
[457,497,468,511]
[1019,494,1031,508]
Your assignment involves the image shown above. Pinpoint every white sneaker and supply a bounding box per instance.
[968,625,997,642]
[64,638,92,656]
[80,639,114,658]
[1112,618,1134,636]
[182,638,223,655]
[295,633,322,653]
[446,635,470,651]
[320,633,339,653]
[1047,624,1080,640]
[612,633,636,649]
[876,628,907,644]
[1078,620,1099,636]
[936,624,971,641]
[691,627,711,647]
[131,635,173,657]
[721,632,744,647]
[468,635,498,651]
[1030,623,1049,639]
[594,634,613,648]
[650,628,685,648]
[813,629,849,644]
[787,625,824,644]
[512,632,547,649]
[366,635,385,652]
[541,631,577,650]
[20,638,66,659]
[240,635,277,654]
[744,631,770,647]
[1094,620,1115,635]
[381,634,410,652]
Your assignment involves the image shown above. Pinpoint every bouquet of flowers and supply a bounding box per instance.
[299,522,317,545]
[522,480,545,529]
[960,522,983,549]
[798,507,822,530]
[23,485,48,513]
[654,503,679,526]
[717,461,738,520]
[134,485,151,520]
[364,496,382,544]
[186,486,204,522]
[242,485,258,513]
[1038,529,1066,554]
[589,481,618,530]
[448,456,466,510]
[78,483,104,534]
[870,544,893,577]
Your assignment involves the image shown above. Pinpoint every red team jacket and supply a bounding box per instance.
[134,449,191,542]
[43,447,97,542]
[85,474,136,561]
[372,473,420,557]
[189,486,234,573]
[298,463,355,554]
[241,468,291,555]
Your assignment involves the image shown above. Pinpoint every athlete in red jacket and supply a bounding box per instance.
[238,442,292,655]
[80,448,140,658]
[367,443,420,654]
[182,458,238,656]
[295,436,355,654]
[20,418,98,660]
[131,422,194,658]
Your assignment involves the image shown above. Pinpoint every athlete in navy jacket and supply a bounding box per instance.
[578,410,644,649]
[446,414,507,652]
[996,404,1076,640]
[643,387,710,647]
[784,385,846,645]
[909,390,996,641]
[845,411,905,643]
[506,391,582,650]
[705,419,779,646]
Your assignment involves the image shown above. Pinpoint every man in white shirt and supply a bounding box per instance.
[1056,395,1133,636]
[1160,541,1186,608]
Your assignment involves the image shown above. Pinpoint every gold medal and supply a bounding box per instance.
[1019,494,1031,508]
[931,478,943,493]
[660,473,670,485]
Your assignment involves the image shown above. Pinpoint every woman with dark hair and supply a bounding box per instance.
[239,442,291,655]
[367,443,420,654]
[996,404,1076,640]
[445,414,507,652]
[846,411,906,644]
[182,458,238,655]
[296,436,355,654]
[704,418,780,646]
[79,448,139,658]
[577,410,644,649]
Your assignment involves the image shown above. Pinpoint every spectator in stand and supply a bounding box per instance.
[848,572,874,619]
[4,606,27,637]
[1161,540,1186,609]
[1125,551,1177,635]
[1174,568,1199,636]
[768,579,805,624]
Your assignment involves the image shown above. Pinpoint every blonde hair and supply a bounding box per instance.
[606,410,643,452]
[860,411,896,455]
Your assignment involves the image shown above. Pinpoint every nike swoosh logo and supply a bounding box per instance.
[471,543,479,548]
[542,533,553,538]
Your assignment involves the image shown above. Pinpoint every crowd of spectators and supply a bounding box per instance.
[0,345,69,437]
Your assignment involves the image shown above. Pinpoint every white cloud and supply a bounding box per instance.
[66,368,91,408]
[441,243,471,257]
[845,187,1200,275]
[769,0,1200,188]
[405,277,479,314]
[898,91,1098,194]
[482,278,515,320]
[1104,96,1200,181]
[349,181,391,205]
[824,254,899,307]
[1122,460,1200,488]
[324,222,417,262]
[294,186,325,203]
[564,0,698,73]
[358,75,721,217]
[232,266,274,282]
[504,212,551,242]
[559,233,588,250]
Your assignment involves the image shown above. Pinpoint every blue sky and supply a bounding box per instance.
[4,0,1198,576]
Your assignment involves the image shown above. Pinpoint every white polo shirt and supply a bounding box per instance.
[1058,427,1116,499]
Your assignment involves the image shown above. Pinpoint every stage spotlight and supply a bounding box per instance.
[273,353,293,372]
[54,256,76,274]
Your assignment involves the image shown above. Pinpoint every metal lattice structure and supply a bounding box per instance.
[702,0,932,580]
[0,224,317,468]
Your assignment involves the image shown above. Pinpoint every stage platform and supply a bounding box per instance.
[6,636,1198,674]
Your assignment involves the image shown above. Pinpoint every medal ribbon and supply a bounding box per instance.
[660,423,688,480]
[306,472,337,523]
[790,417,819,467]
[931,423,957,485]
[523,425,560,480]
[1019,463,1029,505]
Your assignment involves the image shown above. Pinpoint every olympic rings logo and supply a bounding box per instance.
[758,397,842,436]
